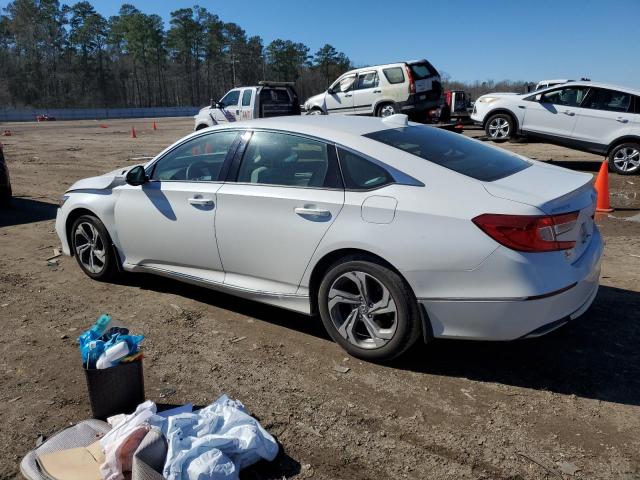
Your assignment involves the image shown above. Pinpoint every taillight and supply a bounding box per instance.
[472,212,579,252]
[405,65,415,94]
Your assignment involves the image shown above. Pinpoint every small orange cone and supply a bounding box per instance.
[131,126,137,138]
[594,160,614,213]
[152,121,157,131]
[99,124,108,128]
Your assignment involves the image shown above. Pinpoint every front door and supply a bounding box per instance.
[352,71,380,115]
[114,130,239,283]
[325,74,356,115]
[215,130,344,294]
[521,86,589,138]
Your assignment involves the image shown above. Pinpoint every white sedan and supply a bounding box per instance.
[55,114,603,361]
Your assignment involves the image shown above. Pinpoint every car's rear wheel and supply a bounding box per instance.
[377,103,397,118]
[71,215,117,281]
[608,142,640,175]
[485,113,514,141]
[318,258,422,361]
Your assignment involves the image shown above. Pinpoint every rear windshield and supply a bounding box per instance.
[364,126,530,182]
[408,61,438,79]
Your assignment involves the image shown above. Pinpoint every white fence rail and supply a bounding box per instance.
[0,106,200,122]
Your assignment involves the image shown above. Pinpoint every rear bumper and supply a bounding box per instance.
[418,230,604,341]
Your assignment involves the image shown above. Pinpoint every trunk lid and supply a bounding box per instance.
[484,161,597,262]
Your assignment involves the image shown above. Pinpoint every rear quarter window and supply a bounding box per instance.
[383,67,405,84]
[364,126,530,182]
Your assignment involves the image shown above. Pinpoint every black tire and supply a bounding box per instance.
[70,215,118,281]
[376,103,397,118]
[485,112,515,141]
[318,256,422,361]
[0,186,10,207]
[308,108,324,115]
[608,142,640,175]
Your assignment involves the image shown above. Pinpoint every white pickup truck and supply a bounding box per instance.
[194,82,301,130]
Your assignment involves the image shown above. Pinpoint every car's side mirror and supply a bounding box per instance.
[125,165,148,186]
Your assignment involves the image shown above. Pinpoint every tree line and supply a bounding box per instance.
[0,1,532,110]
[0,1,352,108]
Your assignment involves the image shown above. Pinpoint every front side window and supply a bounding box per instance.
[383,67,405,84]
[355,72,379,90]
[337,148,393,190]
[336,75,356,92]
[151,131,238,181]
[540,86,589,107]
[581,88,631,112]
[241,89,253,106]
[219,90,240,108]
[364,125,530,182]
[237,131,341,188]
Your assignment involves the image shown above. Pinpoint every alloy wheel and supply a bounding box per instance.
[380,105,396,118]
[613,146,640,173]
[74,221,106,274]
[327,271,398,349]
[488,117,510,139]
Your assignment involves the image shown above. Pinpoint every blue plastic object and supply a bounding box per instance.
[78,315,144,369]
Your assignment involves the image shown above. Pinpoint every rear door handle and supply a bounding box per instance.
[373,89,381,93]
[344,93,352,97]
[562,110,575,116]
[188,197,214,206]
[294,206,331,219]
[616,117,629,123]
[518,105,526,109]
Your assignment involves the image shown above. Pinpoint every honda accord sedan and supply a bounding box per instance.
[55,114,603,360]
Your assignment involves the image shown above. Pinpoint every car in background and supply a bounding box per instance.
[472,81,640,174]
[0,142,11,207]
[194,82,300,130]
[303,59,442,119]
[55,114,602,361]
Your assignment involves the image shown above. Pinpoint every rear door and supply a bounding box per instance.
[572,87,633,146]
[215,130,344,294]
[352,71,380,115]
[238,88,255,121]
[521,86,589,138]
[325,74,356,114]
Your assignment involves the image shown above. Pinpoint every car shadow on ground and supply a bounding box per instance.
[397,285,640,406]
[125,275,639,406]
[0,197,58,227]
[544,159,603,172]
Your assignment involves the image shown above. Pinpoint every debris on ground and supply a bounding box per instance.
[333,365,350,374]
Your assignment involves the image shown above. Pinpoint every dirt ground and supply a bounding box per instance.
[1,118,639,480]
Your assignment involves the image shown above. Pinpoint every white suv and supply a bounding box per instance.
[471,82,640,174]
[303,59,442,119]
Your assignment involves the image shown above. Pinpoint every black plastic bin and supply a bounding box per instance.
[83,359,145,420]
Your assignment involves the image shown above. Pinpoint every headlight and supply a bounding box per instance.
[478,97,498,104]
[58,195,69,208]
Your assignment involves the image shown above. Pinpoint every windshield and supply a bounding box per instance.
[364,126,530,182]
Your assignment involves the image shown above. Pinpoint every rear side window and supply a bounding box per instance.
[408,61,438,80]
[581,88,631,112]
[364,126,530,182]
[383,67,405,84]
[355,72,379,90]
[337,148,393,190]
[241,89,253,106]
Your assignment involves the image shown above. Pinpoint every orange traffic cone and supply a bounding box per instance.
[152,121,157,131]
[594,160,614,213]
[131,126,137,138]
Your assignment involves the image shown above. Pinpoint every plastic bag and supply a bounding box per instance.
[78,315,144,369]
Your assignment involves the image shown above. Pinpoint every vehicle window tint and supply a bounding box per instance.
[237,131,340,188]
[634,96,640,114]
[540,87,589,107]
[364,125,530,182]
[383,67,404,84]
[355,72,379,90]
[408,61,438,80]
[219,90,240,108]
[338,75,356,92]
[581,88,631,112]
[241,89,252,106]
[337,148,393,190]
[151,131,238,182]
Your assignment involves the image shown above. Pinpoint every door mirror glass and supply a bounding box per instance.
[125,165,148,186]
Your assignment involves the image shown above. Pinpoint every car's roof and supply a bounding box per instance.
[536,81,640,96]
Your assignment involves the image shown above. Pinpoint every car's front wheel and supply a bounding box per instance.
[485,113,514,141]
[71,215,117,281]
[377,103,397,118]
[318,258,422,361]
[608,142,640,175]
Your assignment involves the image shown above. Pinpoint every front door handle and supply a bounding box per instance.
[294,206,331,219]
[616,117,629,123]
[373,89,381,93]
[188,196,214,206]
[562,110,575,116]
[344,93,352,97]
